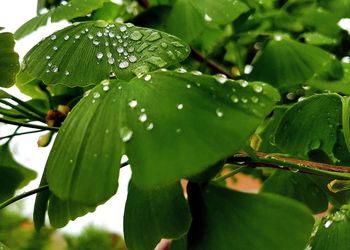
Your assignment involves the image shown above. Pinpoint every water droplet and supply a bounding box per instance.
[161,42,168,48]
[120,127,133,142]
[53,46,58,51]
[216,108,224,117]
[186,84,191,89]
[251,96,259,103]
[176,128,181,133]
[137,43,149,53]
[128,100,138,108]
[231,95,239,103]
[214,74,227,84]
[175,67,187,73]
[146,122,154,130]
[177,104,184,110]
[88,34,93,40]
[239,80,249,87]
[96,52,103,59]
[75,34,80,39]
[148,45,157,52]
[97,31,103,37]
[130,31,143,41]
[51,35,57,40]
[93,40,100,46]
[52,66,59,73]
[123,42,128,47]
[64,35,70,40]
[141,108,146,113]
[93,92,100,99]
[119,61,129,69]
[147,56,167,67]
[253,84,263,93]
[108,57,115,64]
[103,85,110,91]
[120,25,127,32]
[139,113,147,122]
[144,74,152,81]
[309,139,321,150]
[324,220,333,228]
[69,159,73,163]
[146,32,162,41]
[171,41,184,48]
[191,70,202,76]
[128,47,135,53]
[166,51,176,60]
[46,55,51,60]
[129,55,137,63]
[65,70,70,76]
[117,47,124,53]
[241,97,248,103]
[204,14,212,22]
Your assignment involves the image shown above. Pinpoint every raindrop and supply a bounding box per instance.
[93,40,100,46]
[96,52,103,59]
[75,34,80,39]
[120,127,133,142]
[65,70,70,76]
[309,139,321,150]
[244,65,253,74]
[126,23,134,28]
[51,35,57,40]
[175,68,187,73]
[253,84,263,93]
[101,79,110,86]
[123,42,128,47]
[108,57,115,64]
[147,56,167,67]
[129,55,137,63]
[251,96,259,103]
[128,100,138,108]
[204,14,213,22]
[97,31,103,37]
[290,167,299,173]
[186,84,191,89]
[139,113,148,122]
[177,104,184,110]
[137,43,149,53]
[69,159,73,163]
[107,52,112,58]
[216,108,224,117]
[148,46,157,52]
[241,97,248,103]
[93,92,101,99]
[88,34,93,40]
[130,31,143,41]
[52,66,59,73]
[231,95,239,103]
[119,61,129,69]
[46,55,51,60]
[324,220,333,228]
[286,92,296,100]
[146,32,162,41]
[239,80,249,87]
[103,85,110,92]
[146,122,154,130]
[117,47,124,53]
[214,74,227,84]
[120,25,127,32]
[171,41,184,48]
[128,47,135,53]
[53,46,58,51]
[166,51,176,60]
[176,128,181,133]
[108,32,115,38]
[161,42,168,48]
[191,70,202,76]
[140,74,151,82]
[64,35,70,40]
[141,108,146,113]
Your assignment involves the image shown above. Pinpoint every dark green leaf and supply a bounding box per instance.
[0,143,37,202]
[275,94,342,160]
[124,182,191,250]
[309,207,350,250]
[262,170,329,213]
[22,21,190,86]
[0,32,20,88]
[48,194,96,228]
[187,183,314,250]
[249,39,340,91]
[45,71,279,205]
[33,174,50,231]
[14,0,109,40]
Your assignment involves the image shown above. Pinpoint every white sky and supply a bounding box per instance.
[0,1,130,235]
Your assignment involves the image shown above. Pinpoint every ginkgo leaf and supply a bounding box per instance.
[186,183,314,250]
[45,71,279,205]
[14,0,109,40]
[22,21,190,86]
[0,32,20,88]
[124,182,191,250]
[249,39,342,91]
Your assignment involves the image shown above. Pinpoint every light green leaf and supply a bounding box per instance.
[189,0,249,25]
[14,0,109,40]
[262,170,329,213]
[301,32,337,46]
[48,195,96,228]
[22,21,190,86]
[249,39,341,91]
[0,143,37,202]
[275,94,342,160]
[45,71,279,205]
[0,32,20,88]
[187,183,314,250]
[0,242,10,250]
[309,207,350,250]
[124,182,191,250]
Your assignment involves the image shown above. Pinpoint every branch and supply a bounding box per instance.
[190,47,234,78]
[0,117,59,132]
[0,129,45,140]
[0,185,49,209]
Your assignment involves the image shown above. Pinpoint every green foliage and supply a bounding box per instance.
[2,0,350,249]
[0,32,19,88]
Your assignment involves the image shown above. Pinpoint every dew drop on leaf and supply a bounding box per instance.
[309,139,321,150]
[128,100,138,108]
[214,74,227,84]
[177,104,184,110]
[119,61,129,69]
[204,14,213,22]
[64,35,70,40]
[93,92,100,99]
[146,32,162,42]
[144,74,152,81]
[324,220,333,228]
[130,31,143,41]
[146,122,154,131]
[216,108,224,117]
[120,127,133,142]
[129,55,137,63]
[253,84,263,93]
[251,96,259,103]
[231,95,239,103]
[139,113,148,123]
[120,25,127,32]
[96,52,103,59]
[147,56,167,67]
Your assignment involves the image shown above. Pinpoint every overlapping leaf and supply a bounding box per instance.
[22,21,190,86]
[186,183,314,250]
[45,71,279,205]
[0,32,19,88]
[14,0,109,39]
[249,39,342,91]
[124,182,191,250]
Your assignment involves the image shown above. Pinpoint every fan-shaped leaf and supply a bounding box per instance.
[22,21,190,86]
[249,39,341,91]
[45,71,279,205]
[309,208,350,250]
[275,94,342,160]
[187,183,314,250]
[0,32,20,88]
[14,0,109,40]
[124,182,191,250]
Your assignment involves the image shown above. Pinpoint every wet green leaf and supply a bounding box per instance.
[124,182,191,250]
[0,32,20,88]
[187,183,314,250]
[22,21,190,86]
[301,32,337,46]
[45,71,279,205]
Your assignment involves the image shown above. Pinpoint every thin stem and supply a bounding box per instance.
[0,129,45,140]
[9,95,47,118]
[0,99,45,122]
[0,117,59,131]
[0,185,49,209]
[341,96,350,153]
[212,166,245,183]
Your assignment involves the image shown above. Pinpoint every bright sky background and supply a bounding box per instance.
[0,0,130,236]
